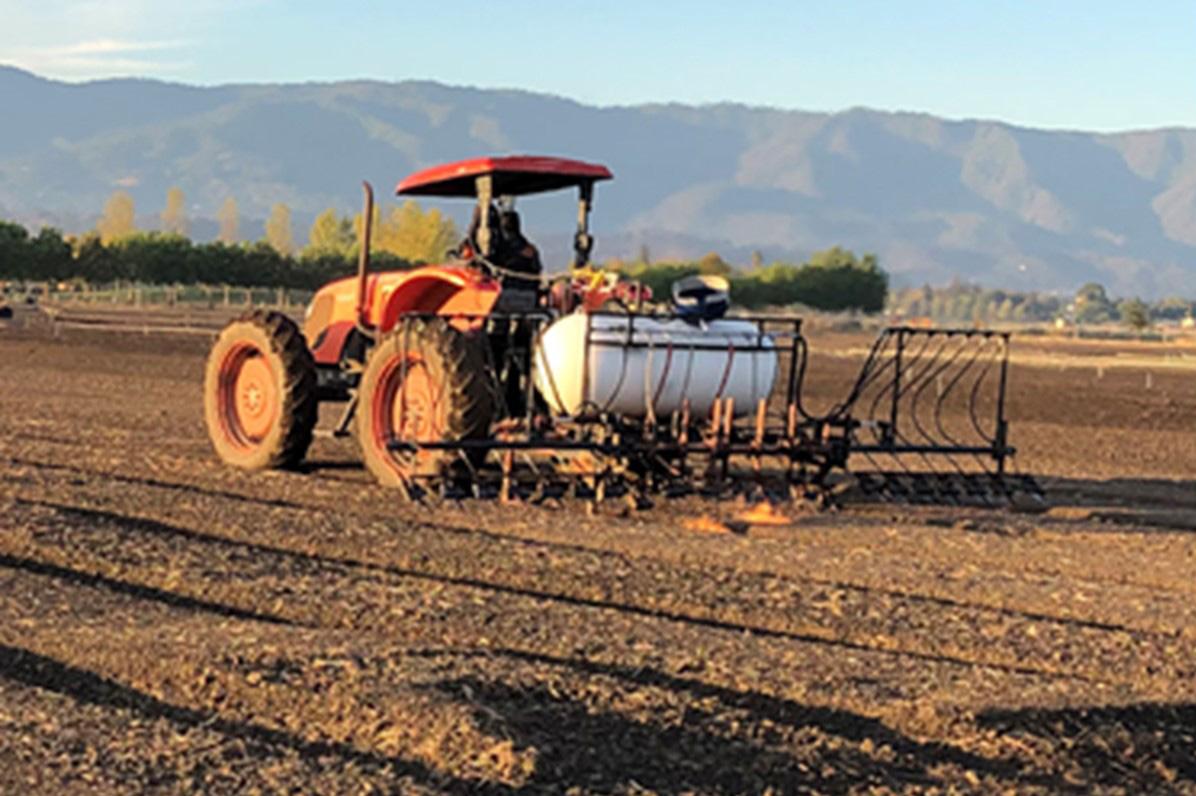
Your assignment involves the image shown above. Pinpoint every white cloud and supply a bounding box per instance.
[0,0,260,79]
[2,38,191,77]
[36,38,188,57]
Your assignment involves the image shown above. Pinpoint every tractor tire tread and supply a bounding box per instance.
[357,317,495,485]
[206,309,317,470]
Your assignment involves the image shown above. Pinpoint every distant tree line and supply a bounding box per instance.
[5,186,1191,327]
[610,247,889,313]
[889,280,1192,329]
[0,222,378,290]
[888,282,1064,325]
[4,188,890,313]
[7,186,878,313]
[0,187,466,290]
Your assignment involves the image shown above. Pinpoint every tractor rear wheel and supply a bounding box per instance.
[357,318,495,488]
[204,310,317,470]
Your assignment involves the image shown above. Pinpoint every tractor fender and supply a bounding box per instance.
[377,266,501,333]
[310,319,358,366]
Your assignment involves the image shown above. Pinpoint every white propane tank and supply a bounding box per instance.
[532,312,778,418]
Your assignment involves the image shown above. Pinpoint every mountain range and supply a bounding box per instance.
[2,65,1195,297]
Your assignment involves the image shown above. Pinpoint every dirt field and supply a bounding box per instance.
[3,313,1196,794]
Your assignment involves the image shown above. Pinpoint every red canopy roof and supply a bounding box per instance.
[396,155,612,198]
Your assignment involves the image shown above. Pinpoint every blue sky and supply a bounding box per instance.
[0,0,1191,132]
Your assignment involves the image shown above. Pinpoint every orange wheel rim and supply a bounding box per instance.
[372,354,443,474]
[217,343,278,448]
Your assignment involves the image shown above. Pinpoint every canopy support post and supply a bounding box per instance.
[475,174,494,257]
[572,180,594,270]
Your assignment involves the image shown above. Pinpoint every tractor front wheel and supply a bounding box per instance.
[357,318,494,488]
[204,310,317,470]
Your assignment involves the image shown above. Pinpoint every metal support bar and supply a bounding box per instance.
[354,181,376,339]
[476,174,494,257]
[572,180,594,269]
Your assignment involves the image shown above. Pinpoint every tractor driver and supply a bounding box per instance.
[454,203,542,293]
[489,206,542,412]
[494,208,542,291]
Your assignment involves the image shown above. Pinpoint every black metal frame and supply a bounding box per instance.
[823,327,1035,504]
[332,181,1032,505]
[359,310,1029,505]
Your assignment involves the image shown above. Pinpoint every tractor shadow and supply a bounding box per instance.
[296,457,367,475]
[977,701,1196,791]
[0,552,295,627]
[0,641,1034,793]
[5,455,310,511]
[425,648,1060,794]
[430,648,1196,793]
[1032,475,1196,534]
[0,643,448,789]
[835,473,1196,536]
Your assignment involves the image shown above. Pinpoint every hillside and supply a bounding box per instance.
[2,66,1195,296]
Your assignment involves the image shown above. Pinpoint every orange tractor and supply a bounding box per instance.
[204,155,1033,504]
[205,156,648,490]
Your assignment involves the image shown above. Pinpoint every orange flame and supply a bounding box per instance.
[681,515,732,534]
[736,502,791,526]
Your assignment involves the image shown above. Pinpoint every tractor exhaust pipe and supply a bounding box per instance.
[356,181,376,339]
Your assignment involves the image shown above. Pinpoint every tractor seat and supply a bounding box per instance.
[672,274,730,322]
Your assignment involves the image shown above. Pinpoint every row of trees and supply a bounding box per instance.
[610,247,889,313]
[1,226,890,315]
[888,282,1065,325]
[93,188,459,264]
[7,186,888,311]
[306,201,458,264]
[97,189,235,244]
[888,280,1189,329]
[0,223,396,290]
[1,222,889,312]
[0,187,468,290]
[13,187,1186,323]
